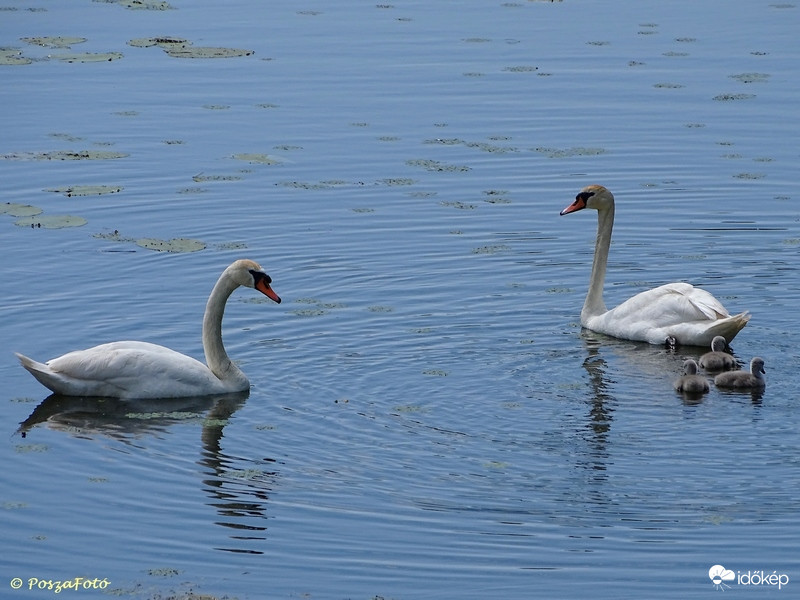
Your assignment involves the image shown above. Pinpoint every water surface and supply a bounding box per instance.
[1,1,798,598]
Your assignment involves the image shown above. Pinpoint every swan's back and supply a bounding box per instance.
[587,283,750,346]
[16,342,232,399]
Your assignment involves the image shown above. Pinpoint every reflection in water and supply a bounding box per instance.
[198,395,278,555]
[716,387,765,405]
[16,391,277,555]
[575,333,614,491]
[16,393,239,441]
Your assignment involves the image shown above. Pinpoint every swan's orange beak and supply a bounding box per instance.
[560,195,587,216]
[256,279,281,304]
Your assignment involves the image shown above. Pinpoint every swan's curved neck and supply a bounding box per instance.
[203,272,246,386]
[583,203,614,319]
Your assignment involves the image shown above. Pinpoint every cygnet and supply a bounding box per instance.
[674,359,709,394]
[714,357,766,389]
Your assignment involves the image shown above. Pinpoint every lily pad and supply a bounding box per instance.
[46,185,123,197]
[135,237,206,253]
[15,215,88,228]
[1,202,42,217]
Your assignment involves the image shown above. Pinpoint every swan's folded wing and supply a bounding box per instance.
[675,284,732,320]
[19,342,218,398]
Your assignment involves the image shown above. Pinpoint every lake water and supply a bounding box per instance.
[1,0,798,598]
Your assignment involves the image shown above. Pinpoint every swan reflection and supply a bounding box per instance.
[16,391,276,554]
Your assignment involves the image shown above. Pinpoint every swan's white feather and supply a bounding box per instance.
[584,283,750,346]
[17,343,228,399]
[16,259,280,399]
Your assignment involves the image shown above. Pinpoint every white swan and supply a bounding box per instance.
[560,185,750,346]
[15,259,281,399]
[674,359,709,394]
[698,335,737,371]
[714,357,766,389]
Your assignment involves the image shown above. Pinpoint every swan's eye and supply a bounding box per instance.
[577,191,595,202]
[249,269,272,284]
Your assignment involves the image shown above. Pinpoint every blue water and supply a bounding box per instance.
[1,1,798,598]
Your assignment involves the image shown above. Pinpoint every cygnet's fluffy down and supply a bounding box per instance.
[674,359,709,394]
[714,357,766,389]
[698,335,737,371]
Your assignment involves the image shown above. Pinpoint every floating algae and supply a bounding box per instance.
[45,185,123,197]
[129,36,253,58]
[98,0,174,10]
[232,153,282,165]
[533,146,607,158]
[165,46,254,58]
[49,52,124,63]
[21,36,87,48]
[1,203,42,217]
[0,48,32,65]
[135,237,206,253]
[15,215,88,229]
[1,149,128,161]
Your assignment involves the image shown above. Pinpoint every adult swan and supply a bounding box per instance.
[16,259,281,399]
[560,185,749,346]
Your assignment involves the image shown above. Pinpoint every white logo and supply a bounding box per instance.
[709,564,735,590]
[709,564,790,591]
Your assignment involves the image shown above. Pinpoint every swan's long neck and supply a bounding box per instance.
[203,272,246,386]
[583,203,614,319]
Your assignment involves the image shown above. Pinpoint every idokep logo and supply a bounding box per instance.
[709,564,790,591]
[709,565,735,590]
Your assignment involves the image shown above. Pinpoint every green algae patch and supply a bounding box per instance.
[15,215,88,229]
[533,146,607,158]
[98,0,174,10]
[730,72,770,83]
[192,173,243,182]
[94,231,206,254]
[165,46,254,58]
[21,36,87,48]
[129,37,253,58]
[1,149,128,161]
[50,52,124,63]
[232,153,282,165]
[135,237,206,253]
[46,185,123,197]
[406,159,471,172]
[712,93,756,101]
[128,37,188,48]
[1,203,42,217]
[0,48,32,65]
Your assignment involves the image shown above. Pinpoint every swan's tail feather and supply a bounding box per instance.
[710,311,751,344]
[15,352,61,393]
